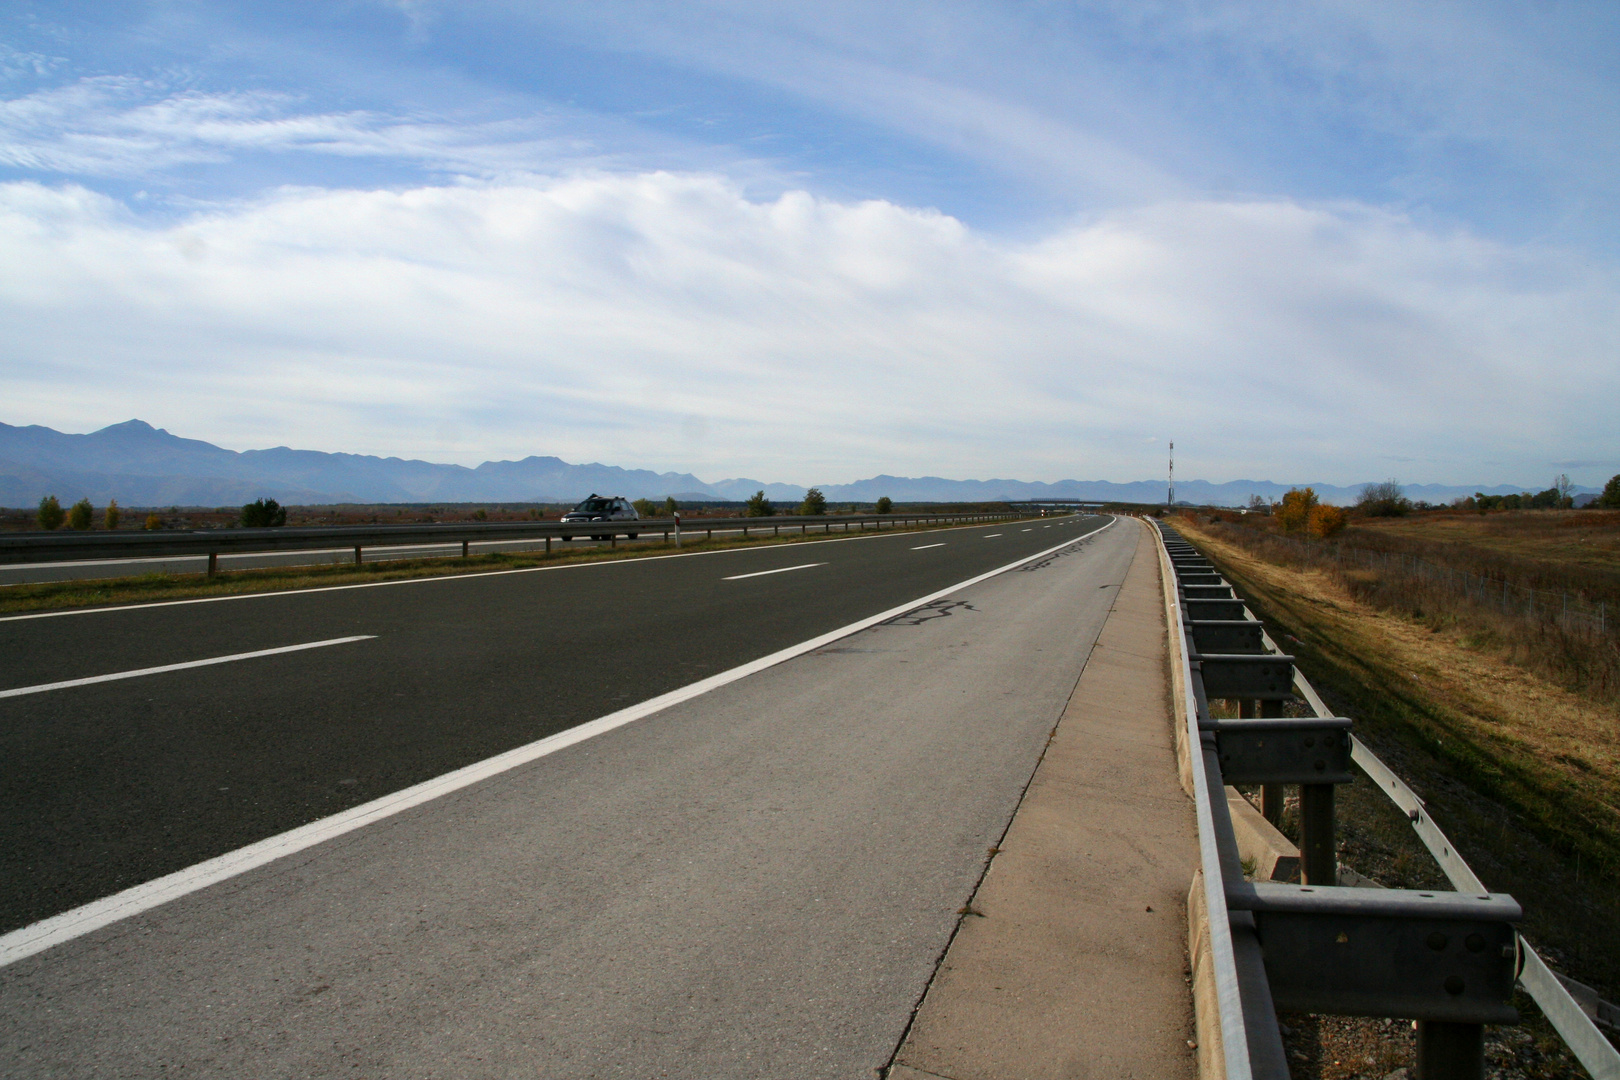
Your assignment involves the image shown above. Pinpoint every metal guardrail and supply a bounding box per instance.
[0,510,1023,572]
[1154,521,1620,1080]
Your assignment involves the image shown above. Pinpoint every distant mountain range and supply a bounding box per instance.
[0,420,1597,509]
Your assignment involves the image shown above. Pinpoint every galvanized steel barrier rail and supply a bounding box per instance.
[1154,520,1620,1080]
[0,510,1023,573]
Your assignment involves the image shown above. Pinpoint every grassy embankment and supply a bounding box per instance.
[1173,513,1620,1001]
[0,516,1017,616]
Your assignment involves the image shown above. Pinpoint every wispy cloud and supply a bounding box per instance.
[0,76,604,179]
[1,173,1613,486]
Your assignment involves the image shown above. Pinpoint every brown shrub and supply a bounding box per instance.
[1308,504,1348,538]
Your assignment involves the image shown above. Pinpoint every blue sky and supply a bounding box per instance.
[2,2,1617,488]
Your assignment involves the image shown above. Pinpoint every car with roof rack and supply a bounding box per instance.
[560,494,639,541]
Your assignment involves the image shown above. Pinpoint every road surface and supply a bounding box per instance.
[0,514,1134,1078]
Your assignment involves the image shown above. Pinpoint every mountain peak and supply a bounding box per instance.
[96,419,162,435]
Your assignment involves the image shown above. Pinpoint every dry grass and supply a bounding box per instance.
[1175,517,1620,997]
[1207,516,1620,706]
[1349,509,1620,601]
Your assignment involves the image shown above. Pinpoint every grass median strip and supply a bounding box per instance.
[0,519,1030,617]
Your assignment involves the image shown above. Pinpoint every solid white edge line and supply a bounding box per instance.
[720,562,826,581]
[0,517,1048,623]
[910,543,945,550]
[0,637,377,699]
[0,516,1114,969]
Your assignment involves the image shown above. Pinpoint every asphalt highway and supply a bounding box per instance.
[2,513,1140,1079]
[0,515,1104,936]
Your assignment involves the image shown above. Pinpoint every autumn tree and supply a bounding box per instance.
[1275,487,1319,534]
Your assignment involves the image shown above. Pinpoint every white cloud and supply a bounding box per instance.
[0,173,1615,486]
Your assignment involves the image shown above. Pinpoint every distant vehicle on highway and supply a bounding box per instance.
[560,495,639,541]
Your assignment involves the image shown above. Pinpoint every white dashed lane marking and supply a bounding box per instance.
[0,636,378,699]
[722,562,826,581]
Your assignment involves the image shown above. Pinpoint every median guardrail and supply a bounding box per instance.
[1154,521,1619,1080]
[0,510,1030,574]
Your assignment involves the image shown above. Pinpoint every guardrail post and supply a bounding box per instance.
[1237,696,1291,825]
[462,540,469,558]
[207,551,217,577]
[1299,783,1336,885]
[1416,1020,1484,1080]
[674,516,681,548]
[354,545,362,566]
[1259,699,1286,825]
[546,536,552,553]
